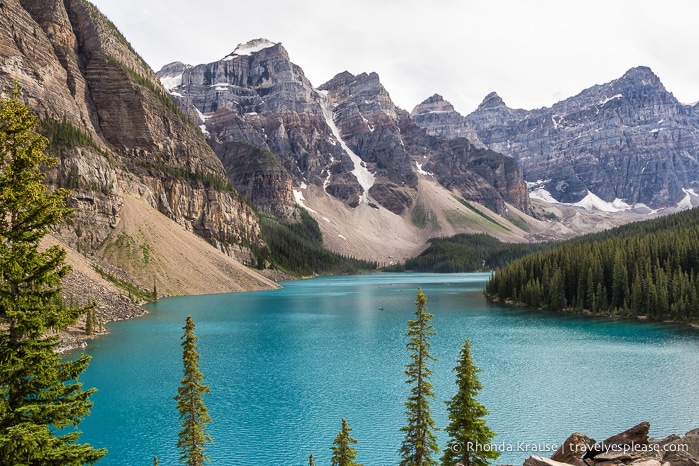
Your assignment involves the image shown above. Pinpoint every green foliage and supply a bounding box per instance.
[0,88,106,464]
[411,203,440,229]
[442,340,499,466]
[453,197,510,232]
[330,418,362,466]
[256,209,378,276]
[92,264,148,302]
[402,233,551,273]
[486,208,699,320]
[39,115,111,161]
[399,288,439,466]
[137,158,238,196]
[225,140,285,174]
[175,316,212,466]
[85,308,97,336]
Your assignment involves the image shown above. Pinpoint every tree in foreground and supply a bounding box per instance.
[175,316,212,465]
[0,88,106,464]
[442,339,499,466]
[399,288,439,466]
[331,418,362,466]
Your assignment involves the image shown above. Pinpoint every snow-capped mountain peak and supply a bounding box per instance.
[224,38,277,60]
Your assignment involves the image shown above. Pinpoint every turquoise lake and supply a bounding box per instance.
[75,273,699,465]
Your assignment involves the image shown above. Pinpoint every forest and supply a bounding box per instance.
[485,208,699,321]
[254,209,378,276]
[391,233,551,273]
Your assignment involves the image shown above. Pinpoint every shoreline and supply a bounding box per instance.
[485,294,699,330]
[59,267,295,353]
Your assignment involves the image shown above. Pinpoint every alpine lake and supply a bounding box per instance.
[72,273,699,465]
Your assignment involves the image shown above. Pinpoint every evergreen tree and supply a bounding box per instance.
[0,88,106,464]
[399,288,439,466]
[175,316,212,465]
[442,340,499,466]
[85,308,95,336]
[330,418,362,466]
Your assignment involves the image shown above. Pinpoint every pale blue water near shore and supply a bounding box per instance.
[75,273,699,465]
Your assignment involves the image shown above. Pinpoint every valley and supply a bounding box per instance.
[0,0,698,323]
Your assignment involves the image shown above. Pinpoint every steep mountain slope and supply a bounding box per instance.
[458,67,699,208]
[0,0,275,303]
[159,39,534,262]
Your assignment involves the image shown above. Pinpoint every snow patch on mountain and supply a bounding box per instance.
[529,188,663,213]
[415,162,433,176]
[225,39,277,60]
[678,188,699,210]
[529,187,558,203]
[293,188,317,214]
[316,90,375,203]
[160,74,182,91]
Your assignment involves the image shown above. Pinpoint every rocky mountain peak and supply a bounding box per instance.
[410,94,486,149]
[411,94,455,115]
[224,38,279,59]
[465,67,699,208]
[478,91,508,109]
[617,65,664,90]
[158,61,191,74]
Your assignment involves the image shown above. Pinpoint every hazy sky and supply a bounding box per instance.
[89,0,699,114]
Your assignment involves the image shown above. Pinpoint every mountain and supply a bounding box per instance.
[457,67,699,208]
[0,0,276,312]
[411,94,486,148]
[158,39,534,262]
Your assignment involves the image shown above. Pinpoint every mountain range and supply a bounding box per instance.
[414,67,699,210]
[2,0,699,322]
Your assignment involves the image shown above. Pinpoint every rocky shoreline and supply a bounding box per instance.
[57,263,292,353]
[487,296,699,330]
[522,422,699,466]
[57,267,148,353]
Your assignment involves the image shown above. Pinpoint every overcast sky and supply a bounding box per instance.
[89,0,699,114]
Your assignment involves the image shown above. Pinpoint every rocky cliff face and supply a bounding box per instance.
[1,0,262,260]
[161,40,367,217]
[160,41,530,216]
[411,94,486,148]
[462,67,699,207]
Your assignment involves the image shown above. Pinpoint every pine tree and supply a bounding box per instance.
[399,288,439,466]
[330,418,362,466]
[442,340,500,466]
[175,316,212,465]
[0,88,106,464]
[85,308,95,336]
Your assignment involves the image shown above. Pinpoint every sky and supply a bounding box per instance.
[89,0,699,115]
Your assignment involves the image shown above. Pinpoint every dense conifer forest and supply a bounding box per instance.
[254,209,378,276]
[485,208,699,321]
[388,233,551,273]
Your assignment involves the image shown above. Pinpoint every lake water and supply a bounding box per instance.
[75,273,699,465]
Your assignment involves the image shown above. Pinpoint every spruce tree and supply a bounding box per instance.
[399,288,439,466]
[331,418,362,466]
[175,316,212,465]
[0,88,106,464]
[442,339,499,466]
